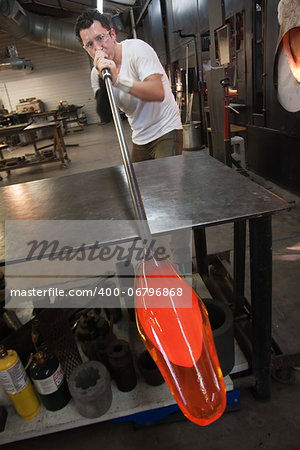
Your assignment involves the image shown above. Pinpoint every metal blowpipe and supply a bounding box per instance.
[102,68,152,249]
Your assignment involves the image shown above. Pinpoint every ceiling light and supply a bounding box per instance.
[97,0,103,13]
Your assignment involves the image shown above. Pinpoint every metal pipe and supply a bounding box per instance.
[130,7,137,39]
[233,220,246,315]
[185,45,189,124]
[0,0,83,53]
[249,215,272,400]
[102,69,152,246]
[262,2,267,127]
[136,0,153,28]
[177,30,204,139]
[3,82,13,112]
[2,309,22,331]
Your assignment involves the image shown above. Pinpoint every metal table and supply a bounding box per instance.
[0,121,69,180]
[0,153,289,399]
[24,121,69,163]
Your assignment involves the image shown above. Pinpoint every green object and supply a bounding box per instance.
[30,351,71,411]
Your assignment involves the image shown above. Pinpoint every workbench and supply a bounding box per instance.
[0,153,289,438]
[0,121,70,180]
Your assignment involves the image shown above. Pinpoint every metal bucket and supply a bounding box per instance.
[183,121,202,150]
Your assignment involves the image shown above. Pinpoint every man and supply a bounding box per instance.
[92,74,113,125]
[75,10,183,162]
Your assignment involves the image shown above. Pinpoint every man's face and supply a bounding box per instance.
[80,20,115,59]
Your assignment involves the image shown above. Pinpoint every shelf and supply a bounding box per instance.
[0,278,249,443]
[0,158,67,181]
[0,337,248,444]
[1,372,236,444]
[0,158,61,172]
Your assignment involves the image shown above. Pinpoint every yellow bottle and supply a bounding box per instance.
[0,345,40,420]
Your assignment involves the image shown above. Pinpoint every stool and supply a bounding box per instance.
[231,135,246,168]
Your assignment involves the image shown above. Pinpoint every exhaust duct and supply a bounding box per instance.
[0,0,83,54]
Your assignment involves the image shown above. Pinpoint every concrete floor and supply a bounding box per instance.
[1,123,300,449]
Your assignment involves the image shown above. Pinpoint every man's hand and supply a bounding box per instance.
[94,50,117,84]
[94,50,164,102]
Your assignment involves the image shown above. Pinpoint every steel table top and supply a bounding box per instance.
[23,121,59,131]
[0,153,289,263]
[0,123,29,137]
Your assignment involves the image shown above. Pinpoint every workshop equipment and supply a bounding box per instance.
[68,361,112,419]
[107,339,137,392]
[203,299,234,376]
[75,310,115,366]
[29,351,71,411]
[0,345,40,420]
[182,44,202,150]
[175,30,205,149]
[137,350,165,386]
[103,68,226,426]
[37,309,82,379]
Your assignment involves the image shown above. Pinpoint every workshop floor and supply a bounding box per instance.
[1,123,299,450]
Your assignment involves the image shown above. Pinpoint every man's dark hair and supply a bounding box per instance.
[75,10,111,44]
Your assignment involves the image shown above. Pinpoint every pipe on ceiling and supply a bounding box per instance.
[0,0,83,54]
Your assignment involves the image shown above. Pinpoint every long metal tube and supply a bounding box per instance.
[185,45,189,124]
[102,69,152,246]
[130,7,137,39]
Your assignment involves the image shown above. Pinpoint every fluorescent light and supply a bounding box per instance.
[108,0,136,4]
[97,0,103,13]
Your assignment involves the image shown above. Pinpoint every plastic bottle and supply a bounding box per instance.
[135,257,226,426]
[0,345,40,420]
[30,351,71,411]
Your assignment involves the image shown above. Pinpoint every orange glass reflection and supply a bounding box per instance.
[283,30,300,82]
[135,257,226,426]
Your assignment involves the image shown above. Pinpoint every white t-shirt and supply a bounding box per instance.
[91,39,182,145]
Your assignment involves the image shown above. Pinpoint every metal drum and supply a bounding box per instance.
[183,121,202,150]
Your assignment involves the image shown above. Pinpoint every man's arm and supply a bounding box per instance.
[93,52,165,102]
[95,77,112,123]
[91,68,112,123]
[123,74,165,102]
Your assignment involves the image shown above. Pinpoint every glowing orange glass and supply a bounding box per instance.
[135,256,226,426]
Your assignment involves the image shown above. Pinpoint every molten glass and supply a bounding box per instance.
[283,32,300,82]
[135,257,226,426]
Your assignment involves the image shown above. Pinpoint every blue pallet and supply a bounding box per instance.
[110,390,240,425]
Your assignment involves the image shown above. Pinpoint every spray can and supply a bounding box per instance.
[0,345,40,420]
[29,351,71,411]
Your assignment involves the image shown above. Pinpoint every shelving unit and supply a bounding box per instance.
[1,346,247,444]
[0,294,248,445]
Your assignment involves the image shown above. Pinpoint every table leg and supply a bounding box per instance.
[249,215,272,400]
[233,220,246,315]
[53,126,70,167]
[57,125,70,162]
[194,228,209,278]
[53,127,64,164]
[30,132,40,156]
